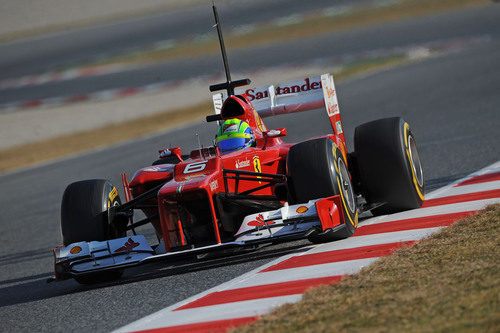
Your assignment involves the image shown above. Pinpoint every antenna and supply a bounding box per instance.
[209,3,251,96]
[213,4,231,93]
[196,133,205,159]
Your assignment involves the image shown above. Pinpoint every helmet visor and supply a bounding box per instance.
[217,136,251,152]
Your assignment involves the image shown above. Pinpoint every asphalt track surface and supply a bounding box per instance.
[1,4,499,105]
[0,0,360,79]
[1,8,500,333]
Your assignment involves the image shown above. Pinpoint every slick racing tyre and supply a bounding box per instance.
[61,179,125,284]
[287,138,358,242]
[61,179,124,245]
[354,117,425,215]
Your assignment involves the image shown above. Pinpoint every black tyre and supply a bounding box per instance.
[287,138,358,242]
[61,179,124,245]
[354,117,425,215]
[61,179,125,284]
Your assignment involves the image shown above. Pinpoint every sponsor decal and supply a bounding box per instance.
[69,246,82,254]
[210,180,218,191]
[235,159,251,169]
[223,124,238,133]
[108,187,118,202]
[115,238,140,252]
[184,161,208,174]
[335,121,343,134]
[327,102,339,117]
[183,174,205,180]
[296,206,309,214]
[326,86,335,99]
[321,74,340,117]
[245,78,322,102]
[213,93,223,114]
[248,214,275,227]
[176,185,182,193]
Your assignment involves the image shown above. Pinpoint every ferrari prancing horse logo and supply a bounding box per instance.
[253,156,262,183]
[115,238,140,252]
[253,156,261,173]
[248,214,275,227]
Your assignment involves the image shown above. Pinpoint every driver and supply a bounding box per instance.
[216,119,255,153]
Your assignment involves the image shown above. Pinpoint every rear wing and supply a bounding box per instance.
[212,73,345,140]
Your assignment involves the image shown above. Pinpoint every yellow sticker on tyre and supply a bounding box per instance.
[108,187,118,202]
[404,123,425,201]
[337,176,358,227]
[331,142,338,158]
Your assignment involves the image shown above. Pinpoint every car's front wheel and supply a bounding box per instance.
[60,179,125,284]
[287,138,358,242]
[354,117,425,215]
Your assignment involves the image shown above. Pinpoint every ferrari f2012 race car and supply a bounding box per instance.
[51,6,425,284]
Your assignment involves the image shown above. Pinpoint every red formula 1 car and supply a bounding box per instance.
[51,6,425,284]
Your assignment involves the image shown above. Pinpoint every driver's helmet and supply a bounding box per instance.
[216,119,254,153]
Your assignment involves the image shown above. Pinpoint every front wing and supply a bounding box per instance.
[52,196,347,281]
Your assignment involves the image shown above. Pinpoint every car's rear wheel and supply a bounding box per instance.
[287,138,358,242]
[354,117,425,215]
[61,179,126,284]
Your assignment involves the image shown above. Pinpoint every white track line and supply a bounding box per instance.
[114,295,302,332]
[429,180,499,198]
[300,227,442,256]
[425,161,500,199]
[361,198,498,227]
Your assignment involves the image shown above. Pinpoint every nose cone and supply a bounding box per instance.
[129,165,174,188]
[157,155,223,200]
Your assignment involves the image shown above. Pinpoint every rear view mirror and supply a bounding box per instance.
[264,128,287,138]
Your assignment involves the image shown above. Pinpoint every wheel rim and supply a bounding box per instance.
[408,135,424,187]
[338,158,355,212]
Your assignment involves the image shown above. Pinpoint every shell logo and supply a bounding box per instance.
[70,246,82,254]
[296,206,308,214]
